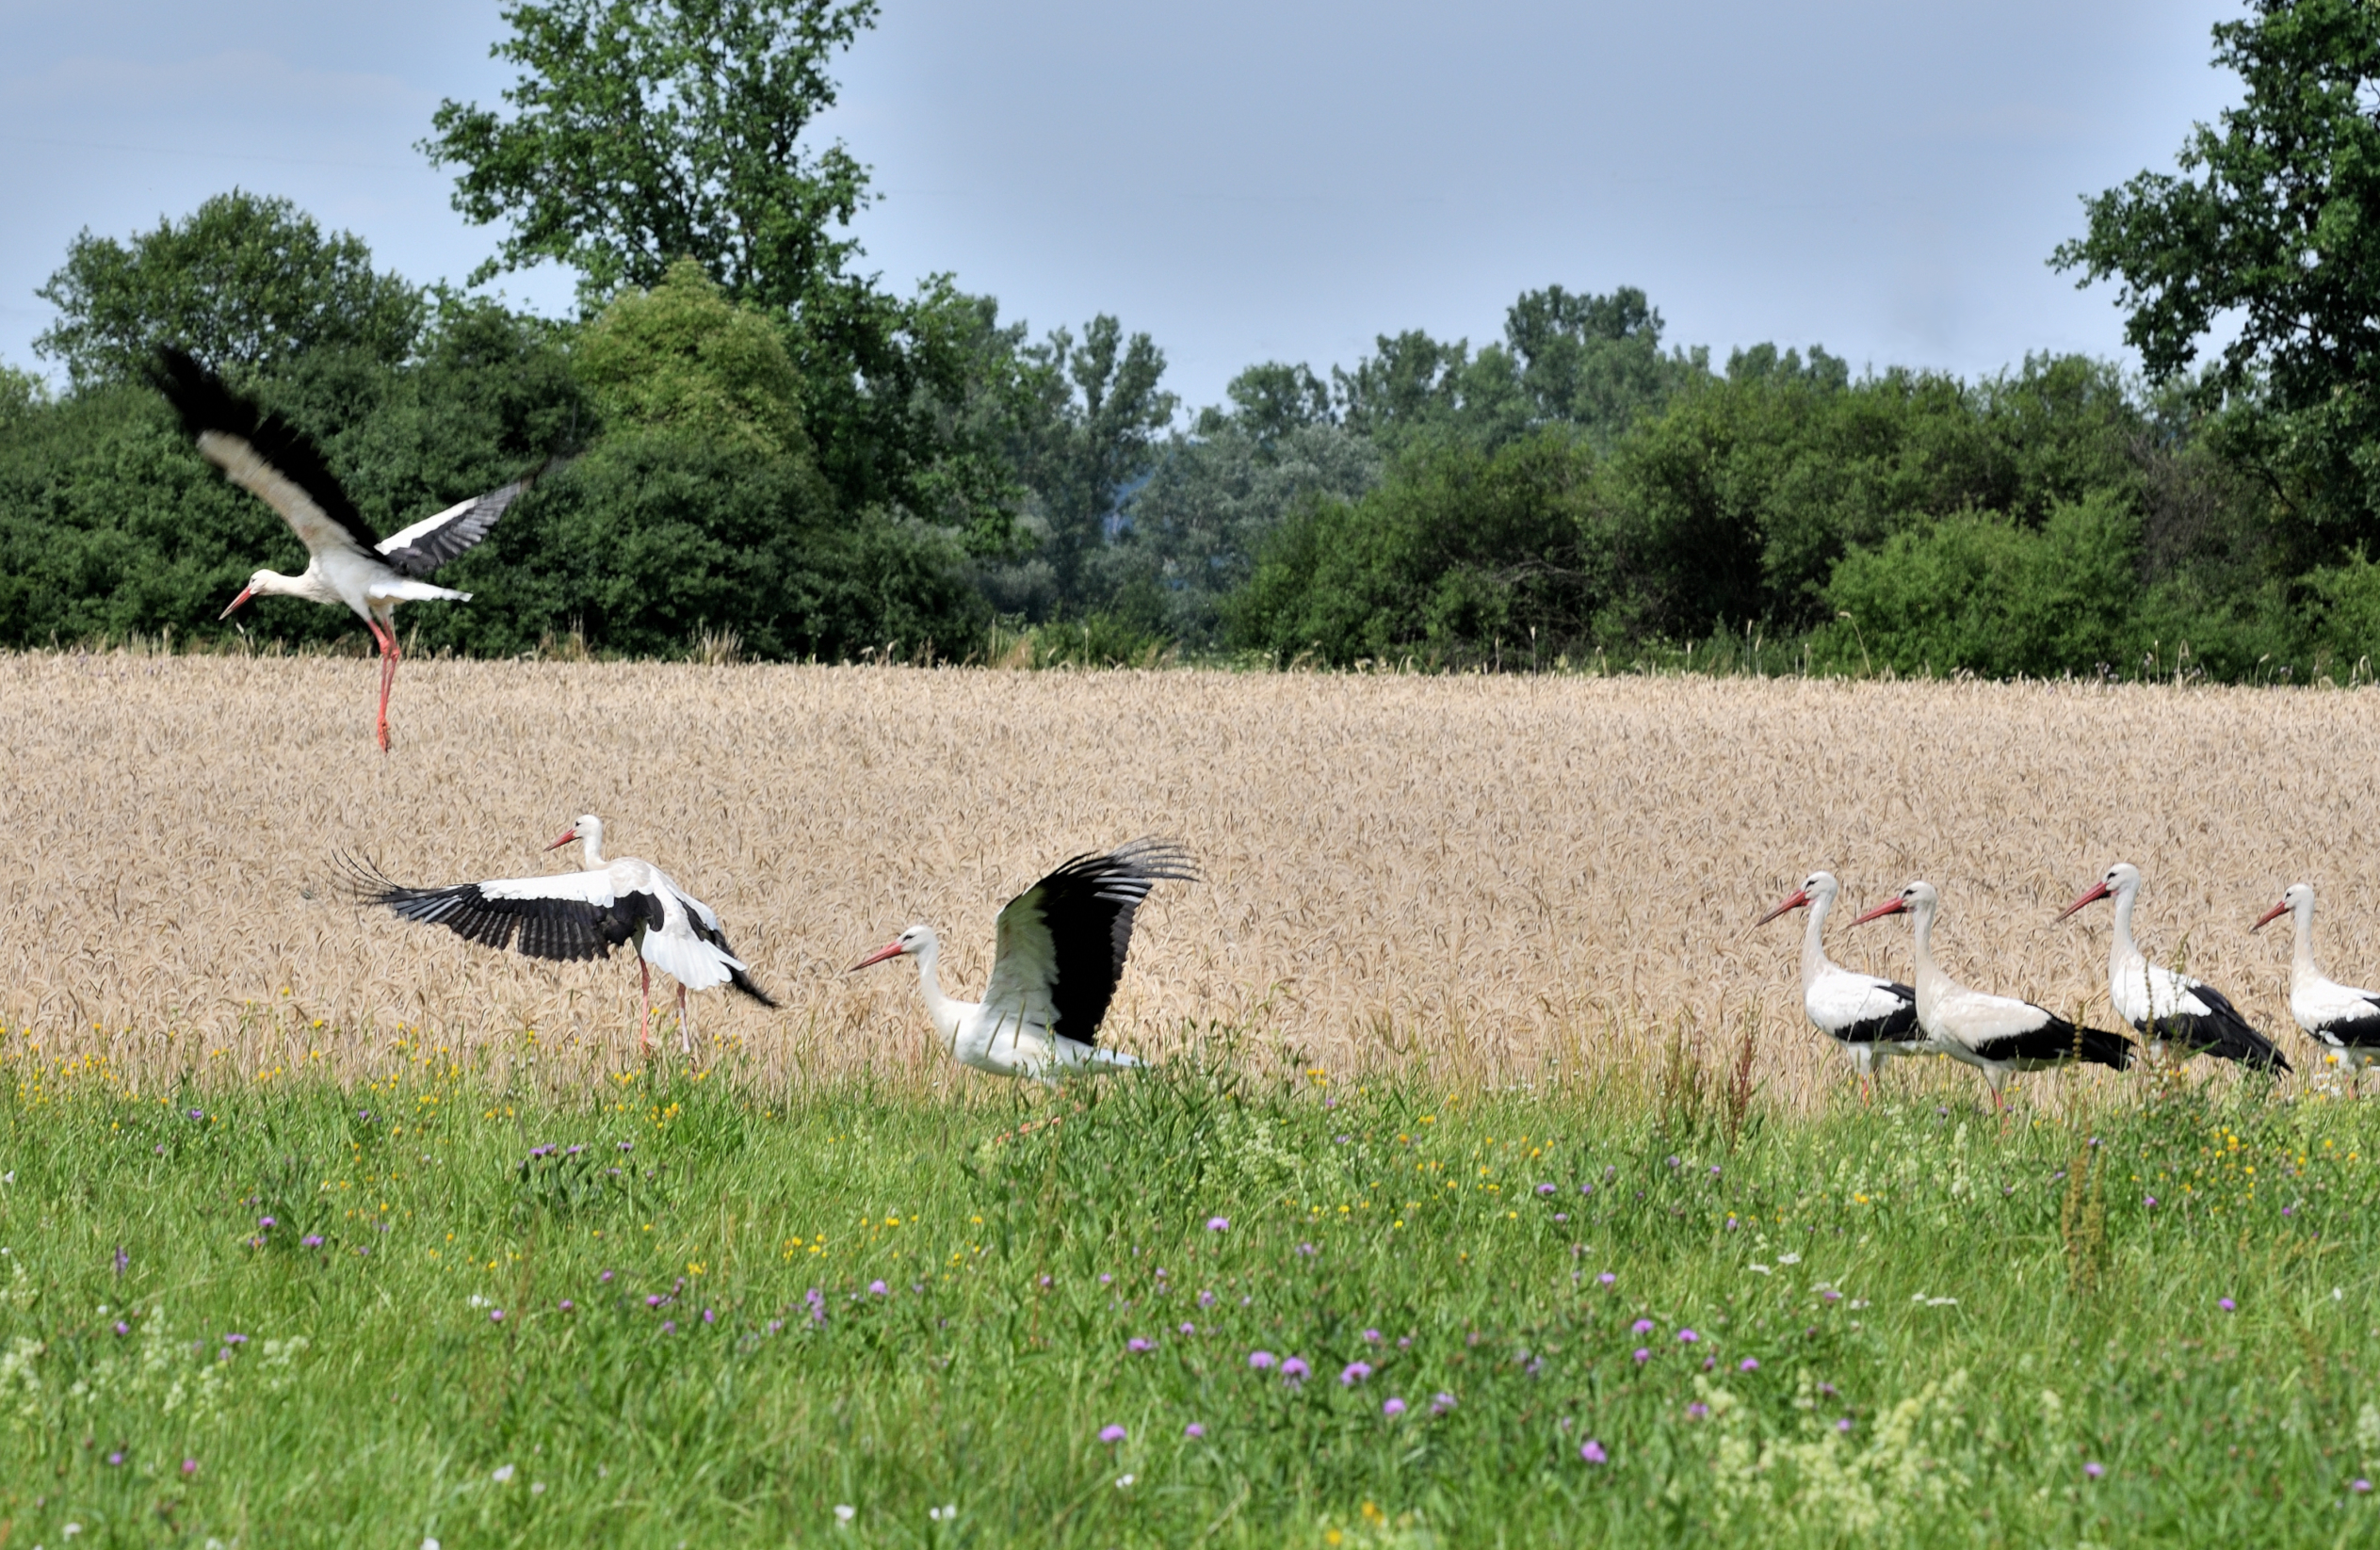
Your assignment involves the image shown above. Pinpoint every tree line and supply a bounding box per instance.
[3,0,2376,681]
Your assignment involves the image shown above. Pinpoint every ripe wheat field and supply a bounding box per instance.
[3,651,2377,1106]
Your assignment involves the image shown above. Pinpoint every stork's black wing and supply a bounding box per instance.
[1972,1011,2134,1071]
[674,886,779,1008]
[150,348,380,555]
[2157,982,2290,1072]
[983,837,1198,1044]
[340,854,660,963]
[374,456,569,578]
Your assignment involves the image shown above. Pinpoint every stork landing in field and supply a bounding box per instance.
[1756,870,1925,1100]
[2059,863,2288,1072]
[151,347,557,751]
[850,838,1195,1083]
[2256,883,2380,1083]
[1854,880,2132,1115]
[345,815,773,1055]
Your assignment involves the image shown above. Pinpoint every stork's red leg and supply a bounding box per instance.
[640,959,653,1058]
[374,621,400,753]
[677,984,691,1057]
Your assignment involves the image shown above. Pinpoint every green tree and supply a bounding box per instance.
[32,190,424,388]
[575,257,807,458]
[2052,0,2380,552]
[421,0,876,311]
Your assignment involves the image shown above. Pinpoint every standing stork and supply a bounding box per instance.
[1755,870,1925,1099]
[345,815,773,1055]
[2058,863,2288,1072]
[151,347,555,751]
[1854,880,2132,1114]
[2255,883,2380,1081]
[849,838,1196,1082]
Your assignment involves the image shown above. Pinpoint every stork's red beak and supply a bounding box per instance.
[546,826,578,851]
[218,586,255,621]
[1851,896,1906,926]
[848,940,908,972]
[1754,888,1811,928]
[2056,880,2112,921]
[2252,899,2290,931]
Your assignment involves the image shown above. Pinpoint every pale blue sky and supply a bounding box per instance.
[0,0,2242,411]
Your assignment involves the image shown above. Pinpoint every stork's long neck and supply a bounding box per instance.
[1908,899,1946,1007]
[911,935,964,1053]
[1801,891,1835,992]
[254,567,340,606]
[578,820,607,868]
[2292,899,2323,993]
[2110,881,2145,975]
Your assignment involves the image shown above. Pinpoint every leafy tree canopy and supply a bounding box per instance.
[2053,0,2380,543]
[576,258,807,458]
[422,0,877,312]
[32,190,424,388]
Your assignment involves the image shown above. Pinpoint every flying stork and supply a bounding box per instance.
[151,347,556,751]
[1854,880,2133,1113]
[849,838,1196,1082]
[1755,869,1925,1099]
[2058,863,2288,1071]
[2255,883,2380,1082]
[345,815,773,1055]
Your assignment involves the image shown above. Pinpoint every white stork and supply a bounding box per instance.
[152,347,555,752]
[345,815,773,1055]
[1854,880,2133,1113]
[849,838,1195,1082]
[2255,883,2380,1081]
[1755,870,1925,1099]
[2058,862,2288,1072]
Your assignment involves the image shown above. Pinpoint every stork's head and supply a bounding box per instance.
[218,569,275,620]
[2254,882,2314,931]
[2057,862,2140,922]
[849,925,935,972]
[1853,879,1934,927]
[547,814,603,853]
[1755,869,1838,927]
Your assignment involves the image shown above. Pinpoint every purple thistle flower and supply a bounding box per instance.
[2356,1478,2372,1493]
[559,1300,575,1312]
[1281,1356,1311,1383]
[113,1321,128,1336]
[767,1318,783,1333]
[1296,1242,1317,1256]
[702,1308,716,1324]
[868,1280,888,1296]
[660,1320,676,1334]
[258,1217,276,1230]
[1537,1183,1556,1196]
[1184,1422,1206,1438]
[302,1235,323,1249]
[222,1332,247,1345]
[646,1295,666,1308]
[601,1269,615,1283]
[1340,1361,1373,1385]
[1552,1213,1568,1222]
[106,1450,124,1466]
[1686,1402,1710,1419]
[1430,1392,1457,1414]
[1206,1217,1229,1232]
[1198,1289,1215,1308]
[1384,1397,1407,1417]
[1362,1328,1381,1343]
[2084,1461,2103,1479]
[187,1108,202,1121]
[2219,1297,2236,1311]
[1099,1273,1112,1284]
[1598,1272,1616,1286]
[490,1309,504,1323]
[182,1458,198,1476]
[2145,1196,2159,1208]
[1740,1358,1759,1372]
[1633,1348,1651,1364]
[1178,1323,1195,1336]
[1126,1337,1155,1353]
[1248,1350,1277,1369]
[1632,1318,1654,1334]
[1676,1329,1699,1344]
[1098,1424,1126,1445]
[1581,1439,1607,1463]
[1837,1417,1854,1433]
[1821,1288,1841,1301]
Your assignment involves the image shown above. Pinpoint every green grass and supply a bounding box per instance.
[5,1048,2380,1547]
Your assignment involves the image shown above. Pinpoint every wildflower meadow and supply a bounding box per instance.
[4,1046,2379,1546]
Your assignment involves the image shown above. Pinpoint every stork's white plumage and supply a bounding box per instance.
[1854,880,2133,1113]
[2255,883,2380,1078]
[348,815,773,1055]
[1756,870,1925,1097]
[850,838,1195,1082]
[2058,863,2288,1071]
[152,347,554,752]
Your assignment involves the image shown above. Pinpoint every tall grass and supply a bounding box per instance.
[3,1058,2376,1544]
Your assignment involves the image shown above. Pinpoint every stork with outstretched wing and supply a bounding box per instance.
[850,838,1196,1082]
[152,347,558,751]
